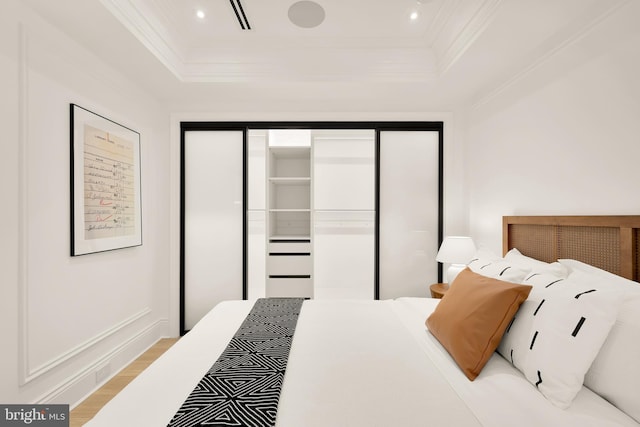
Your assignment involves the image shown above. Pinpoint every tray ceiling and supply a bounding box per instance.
[21,0,630,108]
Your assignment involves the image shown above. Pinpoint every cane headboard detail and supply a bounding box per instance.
[503,216,640,282]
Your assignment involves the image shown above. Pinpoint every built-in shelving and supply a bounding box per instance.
[266,130,313,298]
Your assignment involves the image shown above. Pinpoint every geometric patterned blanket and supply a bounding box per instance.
[167,298,305,427]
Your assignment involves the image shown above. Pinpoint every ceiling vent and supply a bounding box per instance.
[229,0,251,30]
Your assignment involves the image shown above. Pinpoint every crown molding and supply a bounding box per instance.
[423,0,460,47]
[437,0,503,76]
[99,0,186,80]
[181,46,438,83]
[470,0,631,109]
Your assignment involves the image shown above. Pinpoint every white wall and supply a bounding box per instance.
[0,0,171,406]
[466,1,640,253]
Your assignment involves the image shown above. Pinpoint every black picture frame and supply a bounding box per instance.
[70,104,142,255]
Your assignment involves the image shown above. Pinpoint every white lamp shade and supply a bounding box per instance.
[436,236,476,264]
[436,236,476,284]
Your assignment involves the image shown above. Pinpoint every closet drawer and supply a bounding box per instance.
[269,241,311,254]
[268,254,312,276]
[267,278,313,298]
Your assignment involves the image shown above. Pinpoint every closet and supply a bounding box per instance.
[246,129,374,300]
[181,123,442,333]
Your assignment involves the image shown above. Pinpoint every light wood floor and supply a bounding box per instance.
[70,338,179,427]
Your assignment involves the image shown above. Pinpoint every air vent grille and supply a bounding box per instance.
[229,0,251,30]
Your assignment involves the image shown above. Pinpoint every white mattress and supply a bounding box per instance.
[85,298,639,427]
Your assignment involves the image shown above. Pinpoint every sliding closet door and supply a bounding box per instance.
[247,131,267,299]
[313,130,375,299]
[183,131,244,331]
[379,131,440,299]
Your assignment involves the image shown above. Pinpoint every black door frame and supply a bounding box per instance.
[180,121,443,335]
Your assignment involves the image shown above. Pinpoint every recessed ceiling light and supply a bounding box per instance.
[288,1,326,29]
[410,11,418,20]
[196,10,205,19]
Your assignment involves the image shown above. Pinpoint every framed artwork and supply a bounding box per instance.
[70,104,142,255]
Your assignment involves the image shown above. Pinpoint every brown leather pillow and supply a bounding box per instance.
[426,268,532,380]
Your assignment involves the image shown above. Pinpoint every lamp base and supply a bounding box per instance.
[446,264,467,285]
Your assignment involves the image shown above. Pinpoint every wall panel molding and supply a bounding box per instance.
[17,21,31,387]
[22,308,152,384]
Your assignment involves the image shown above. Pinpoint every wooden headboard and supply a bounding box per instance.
[503,216,640,282]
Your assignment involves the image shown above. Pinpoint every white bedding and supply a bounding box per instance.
[85,298,639,427]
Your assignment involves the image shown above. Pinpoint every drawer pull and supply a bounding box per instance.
[269,252,310,256]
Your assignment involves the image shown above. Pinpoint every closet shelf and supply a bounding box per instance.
[268,177,311,184]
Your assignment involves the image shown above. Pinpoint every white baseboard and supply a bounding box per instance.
[37,318,170,408]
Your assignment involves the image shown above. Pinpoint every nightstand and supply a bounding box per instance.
[430,283,449,299]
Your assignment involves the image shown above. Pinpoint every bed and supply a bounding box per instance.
[85,216,640,426]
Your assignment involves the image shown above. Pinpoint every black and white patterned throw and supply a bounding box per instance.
[168,298,304,427]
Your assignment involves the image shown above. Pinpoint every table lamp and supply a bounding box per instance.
[436,236,476,284]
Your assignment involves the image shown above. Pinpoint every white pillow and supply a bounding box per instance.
[585,293,640,422]
[559,258,640,292]
[473,246,503,260]
[559,262,640,422]
[467,251,530,284]
[497,271,625,408]
[505,248,569,278]
[505,248,551,269]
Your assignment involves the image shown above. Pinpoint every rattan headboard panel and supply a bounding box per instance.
[556,226,620,274]
[507,224,555,263]
[503,216,640,282]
